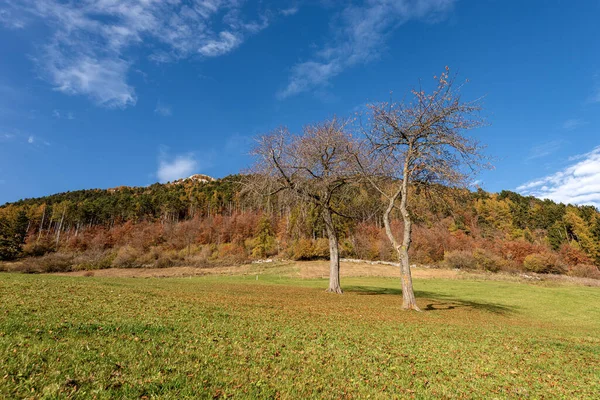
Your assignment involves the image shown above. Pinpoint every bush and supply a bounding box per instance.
[568,264,600,280]
[523,253,566,274]
[186,251,211,267]
[472,249,505,273]
[410,226,446,263]
[154,254,176,268]
[19,253,74,273]
[442,250,477,270]
[312,238,330,259]
[72,250,115,271]
[215,243,248,264]
[112,245,143,268]
[352,223,384,261]
[559,243,592,266]
[502,241,545,264]
[287,239,315,260]
[22,238,55,257]
[286,238,332,261]
[340,239,354,258]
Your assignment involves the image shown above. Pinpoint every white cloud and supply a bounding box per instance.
[562,119,588,131]
[27,135,34,144]
[154,102,172,117]
[278,0,455,99]
[157,154,198,183]
[1,0,275,108]
[517,146,600,209]
[48,55,136,108]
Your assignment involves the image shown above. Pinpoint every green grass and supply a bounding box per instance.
[1,273,599,399]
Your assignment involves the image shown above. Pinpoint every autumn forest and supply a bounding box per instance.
[1,72,600,291]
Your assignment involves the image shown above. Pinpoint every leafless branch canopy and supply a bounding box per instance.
[363,67,490,192]
[249,117,358,211]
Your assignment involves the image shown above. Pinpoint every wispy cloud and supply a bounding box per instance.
[278,0,455,99]
[0,132,15,141]
[517,146,600,209]
[0,2,27,29]
[47,54,137,108]
[225,133,253,155]
[25,134,50,147]
[154,102,172,117]
[0,129,48,146]
[157,153,198,183]
[526,139,564,160]
[562,119,587,131]
[198,31,242,57]
[52,109,74,119]
[0,0,280,108]
[589,73,600,103]
[280,7,299,16]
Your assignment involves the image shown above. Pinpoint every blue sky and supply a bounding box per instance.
[1,0,599,207]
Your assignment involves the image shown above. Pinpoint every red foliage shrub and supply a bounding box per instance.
[559,243,592,267]
[216,243,248,264]
[501,240,546,265]
[110,221,135,246]
[352,222,386,261]
[89,228,114,251]
[410,225,447,263]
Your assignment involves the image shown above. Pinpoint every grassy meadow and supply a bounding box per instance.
[1,267,599,399]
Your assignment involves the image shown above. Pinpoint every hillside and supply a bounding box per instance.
[0,175,599,279]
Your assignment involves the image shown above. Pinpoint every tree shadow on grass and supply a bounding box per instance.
[344,285,404,296]
[344,286,515,315]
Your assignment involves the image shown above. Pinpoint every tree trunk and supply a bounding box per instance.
[322,207,342,294]
[398,167,420,311]
[397,243,419,311]
[37,206,46,242]
[55,208,65,248]
[382,183,420,311]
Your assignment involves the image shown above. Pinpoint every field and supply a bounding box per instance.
[1,262,599,399]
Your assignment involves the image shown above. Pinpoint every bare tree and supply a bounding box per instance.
[249,118,356,294]
[359,67,488,310]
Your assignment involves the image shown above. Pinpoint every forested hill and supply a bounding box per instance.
[1,174,243,226]
[1,175,599,277]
